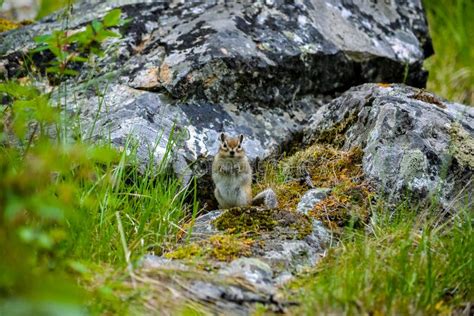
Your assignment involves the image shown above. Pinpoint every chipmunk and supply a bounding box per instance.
[212,133,278,209]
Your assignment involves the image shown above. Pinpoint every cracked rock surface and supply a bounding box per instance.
[303,83,474,209]
[0,0,432,176]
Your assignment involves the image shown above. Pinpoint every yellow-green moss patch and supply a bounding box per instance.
[213,207,313,239]
[0,18,33,33]
[213,207,278,233]
[255,144,373,230]
[164,243,204,260]
[208,235,253,261]
[315,112,358,147]
[164,234,254,263]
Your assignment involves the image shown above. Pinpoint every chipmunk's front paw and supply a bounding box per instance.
[220,164,230,173]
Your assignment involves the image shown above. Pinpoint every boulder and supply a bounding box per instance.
[303,83,474,209]
[0,0,432,178]
[296,188,331,215]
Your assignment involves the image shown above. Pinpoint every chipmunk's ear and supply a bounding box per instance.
[220,133,226,143]
[238,134,244,144]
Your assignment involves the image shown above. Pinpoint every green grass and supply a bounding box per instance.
[424,0,474,105]
[287,203,473,315]
[0,80,198,314]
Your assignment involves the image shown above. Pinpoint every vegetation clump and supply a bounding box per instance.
[285,207,474,315]
[213,207,277,234]
[165,234,253,262]
[255,144,373,230]
[213,207,313,239]
[314,112,358,147]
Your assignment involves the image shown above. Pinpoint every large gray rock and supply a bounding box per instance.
[0,0,432,180]
[303,83,474,209]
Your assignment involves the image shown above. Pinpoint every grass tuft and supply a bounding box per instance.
[424,0,474,105]
[286,206,474,315]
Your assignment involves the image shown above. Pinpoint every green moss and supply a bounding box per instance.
[164,243,204,260]
[164,234,254,263]
[310,181,373,232]
[255,143,372,231]
[315,112,358,147]
[0,18,20,33]
[208,235,253,261]
[291,219,313,239]
[0,18,33,33]
[213,207,313,239]
[213,207,278,234]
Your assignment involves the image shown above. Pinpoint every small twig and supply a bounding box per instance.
[24,123,39,156]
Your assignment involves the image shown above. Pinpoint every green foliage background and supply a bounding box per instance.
[424,0,474,105]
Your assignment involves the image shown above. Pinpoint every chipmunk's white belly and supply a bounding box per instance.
[215,174,247,206]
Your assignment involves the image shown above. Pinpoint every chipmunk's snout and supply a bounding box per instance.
[229,150,235,156]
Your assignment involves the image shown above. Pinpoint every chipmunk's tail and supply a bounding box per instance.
[252,188,278,208]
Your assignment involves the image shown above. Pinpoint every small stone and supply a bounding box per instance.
[219,258,273,288]
[296,188,331,215]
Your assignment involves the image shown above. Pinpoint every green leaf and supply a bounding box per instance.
[30,45,51,53]
[70,55,88,63]
[62,68,79,76]
[0,82,39,100]
[103,9,122,27]
[100,29,121,39]
[91,20,103,33]
[34,34,52,43]
[34,94,60,123]
[46,66,61,74]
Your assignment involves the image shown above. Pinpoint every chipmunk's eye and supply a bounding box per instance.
[223,144,227,148]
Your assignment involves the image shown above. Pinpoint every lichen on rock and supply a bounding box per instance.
[304,84,474,208]
[449,123,474,169]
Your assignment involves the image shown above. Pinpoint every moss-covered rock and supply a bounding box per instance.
[164,234,253,263]
[213,206,313,240]
[254,144,373,229]
[303,84,474,208]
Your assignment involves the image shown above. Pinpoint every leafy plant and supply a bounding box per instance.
[32,9,126,77]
